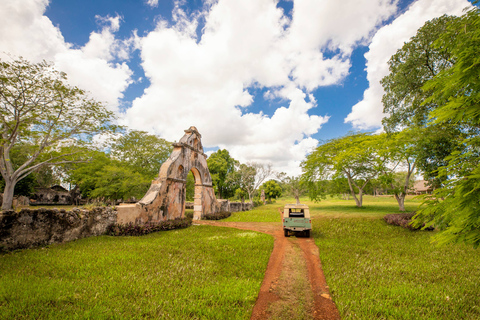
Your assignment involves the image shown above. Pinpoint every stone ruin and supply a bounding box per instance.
[117,126,241,224]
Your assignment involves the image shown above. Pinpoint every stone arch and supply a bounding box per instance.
[135,126,220,221]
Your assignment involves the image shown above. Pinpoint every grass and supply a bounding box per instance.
[305,196,480,319]
[268,241,313,320]
[226,195,480,319]
[5,195,480,319]
[0,226,273,319]
[223,201,284,222]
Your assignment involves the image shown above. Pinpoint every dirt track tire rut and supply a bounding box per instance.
[195,220,340,320]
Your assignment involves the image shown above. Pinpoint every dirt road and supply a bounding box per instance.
[195,220,340,320]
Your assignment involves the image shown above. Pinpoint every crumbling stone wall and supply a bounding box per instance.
[0,207,117,251]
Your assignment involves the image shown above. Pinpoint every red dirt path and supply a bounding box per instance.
[195,219,340,320]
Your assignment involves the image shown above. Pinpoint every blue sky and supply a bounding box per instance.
[0,0,473,175]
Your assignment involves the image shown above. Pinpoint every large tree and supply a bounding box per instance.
[412,7,480,248]
[377,130,419,211]
[207,149,238,199]
[0,57,114,209]
[260,180,282,201]
[228,162,273,203]
[302,133,384,207]
[381,15,457,132]
[281,176,307,204]
[110,130,172,178]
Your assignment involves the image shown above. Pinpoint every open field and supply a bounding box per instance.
[0,226,273,319]
[227,195,480,319]
[2,195,480,319]
[314,217,480,319]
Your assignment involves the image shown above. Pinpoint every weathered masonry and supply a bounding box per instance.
[117,126,248,224]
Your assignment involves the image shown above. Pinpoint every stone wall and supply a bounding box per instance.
[229,201,253,212]
[0,207,117,251]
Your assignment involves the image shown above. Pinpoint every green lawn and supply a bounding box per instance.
[4,195,479,319]
[0,226,273,319]
[314,217,480,319]
[227,195,480,319]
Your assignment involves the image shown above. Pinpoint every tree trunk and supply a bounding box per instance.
[2,180,15,210]
[394,193,406,211]
[248,192,253,204]
[356,189,363,207]
[295,195,300,205]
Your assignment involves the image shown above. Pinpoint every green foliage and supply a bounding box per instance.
[259,180,282,200]
[185,171,195,201]
[203,211,232,220]
[227,163,256,201]
[280,176,307,204]
[0,56,115,209]
[66,151,111,198]
[207,149,239,199]
[110,130,172,178]
[381,15,457,131]
[65,130,173,201]
[411,8,480,247]
[302,132,385,207]
[414,125,464,189]
[106,219,192,236]
[88,163,151,201]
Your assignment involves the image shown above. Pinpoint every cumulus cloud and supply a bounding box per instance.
[345,0,472,130]
[0,0,134,112]
[123,0,399,175]
[145,0,159,8]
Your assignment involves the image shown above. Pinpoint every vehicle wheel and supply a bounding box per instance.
[304,230,310,238]
[284,229,289,237]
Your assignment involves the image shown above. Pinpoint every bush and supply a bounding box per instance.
[253,200,264,207]
[106,218,192,236]
[203,211,231,220]
[383,213,434,230]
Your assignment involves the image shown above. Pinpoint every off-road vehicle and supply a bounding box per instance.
[282,204,311,237]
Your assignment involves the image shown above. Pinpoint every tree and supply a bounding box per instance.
[65,151,112,199]
[381,15,457,132]
[0,57,114,209]
[380,14,470,195]
[281,176,307,204]
[302,133,384,207]
[260,180,282,201]
[327,177,352,199]
[89,161,151,201]
[228,162,273,203]
[377,130,418,211]
[110,130,172,178]
[207,149,238,199]
[412,7,480,247]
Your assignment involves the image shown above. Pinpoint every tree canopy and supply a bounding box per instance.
[302,132,385,207]
[260,180,282,201]
[0,57,115,209]
[207,149,239,199]
[411,7,480,248]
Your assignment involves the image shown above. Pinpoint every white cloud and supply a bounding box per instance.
[122,0,400,175]
[345,0,472,130]
[145,0,159,8]
[0,0,134,112]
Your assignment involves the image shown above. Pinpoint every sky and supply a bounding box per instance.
[0,0,473,176]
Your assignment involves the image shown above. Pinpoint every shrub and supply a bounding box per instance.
[383,213,434,230]
[106,218,192,236]
[253,200,264,207]
[203,211,231,220]
[184,211,194,219]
